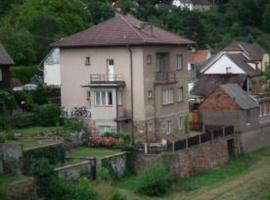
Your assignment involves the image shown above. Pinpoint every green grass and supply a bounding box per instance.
[0,175,26,191]
[4,126,62,137]
[5,139,53,148]
[69,147,122,158]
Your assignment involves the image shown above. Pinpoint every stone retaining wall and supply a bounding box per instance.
[134,137,231,177]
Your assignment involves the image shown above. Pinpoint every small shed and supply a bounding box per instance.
[199,83,259,132]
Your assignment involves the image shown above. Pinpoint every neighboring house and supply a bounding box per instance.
[199,83,259,133]
[193,42,269,97]
[0,43,14,89]
[51,14,194,143]
[39,48,61,87]
[186,49,211,95]
[173,0,213,11]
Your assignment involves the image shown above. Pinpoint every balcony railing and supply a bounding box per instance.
[155,72,176,83]
[90,74,124,83]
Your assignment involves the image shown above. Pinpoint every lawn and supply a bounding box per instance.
[94,147,270,200]
[69,147,122,158]
[6,126,62,137]
[0,175,26,191]
[5,139,50,149]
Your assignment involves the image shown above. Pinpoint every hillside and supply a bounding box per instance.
[0,0,270,65]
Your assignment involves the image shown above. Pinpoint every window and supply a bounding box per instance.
[147,54,152,64]
[85,56,91,66]
[162,88,174,105]
[226,66,232,74]
[177,87,184,102]
[99,126,112,135]
[156,53,166,72]
[147,90,153,99]
[164,119,173,135]
[0,69,2,81]
[95,91,113,106]
[108,59,114,66]
[178,116,183,130]
[176,54,183,70]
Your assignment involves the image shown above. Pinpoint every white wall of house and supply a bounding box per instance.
[204,55,246,74]
[44,63,61,86]
[173,0,193,10]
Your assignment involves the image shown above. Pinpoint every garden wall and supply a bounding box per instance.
[134,137,231,177]
[239,122,270,152]
[0,144,23,175]
[100,152,127,178]
[55,159,96,180]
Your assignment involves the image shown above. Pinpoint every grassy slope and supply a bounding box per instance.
[96,147,270,200]
[69,147,122,158]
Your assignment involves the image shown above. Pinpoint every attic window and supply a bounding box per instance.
[85,56,91,66]
[226,66,232,74]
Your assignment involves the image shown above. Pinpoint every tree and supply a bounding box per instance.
[262,3,270,33]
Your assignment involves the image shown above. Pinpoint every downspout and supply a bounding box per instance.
[128,46,135,144]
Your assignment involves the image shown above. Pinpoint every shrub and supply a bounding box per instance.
[34,104,61,126]
[99,166,111,181]
[135,164,173,196]
[111,190,126,200]
[0,134,6,143]
[29,84,48,105]
[0,114,36,131]
[10,66,40,84]
[63,119,83,132]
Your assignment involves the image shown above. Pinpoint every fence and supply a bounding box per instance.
[145,125,234,154]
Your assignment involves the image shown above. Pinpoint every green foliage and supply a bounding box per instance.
[10,66,40,84]
[0,113,36,131]
[23,144,65,174]
[111,190,127,200]
[0,134,6,143]
[99,166,111,181]
[34,104,61,126]
[0,90,17,115]
[29,84,48,105]
[135,164,173,196]
[63,119,83,132]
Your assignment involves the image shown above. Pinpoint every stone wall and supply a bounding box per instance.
[55,159,95,180]
[134,137,231,177]
[100,152,127,178]
[0,144,23,175]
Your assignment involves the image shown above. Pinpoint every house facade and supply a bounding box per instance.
[52,14,194,143]
[199,84,259,133]
[0,43,14,89]
[173,0,213,11]
[39,48,61,87]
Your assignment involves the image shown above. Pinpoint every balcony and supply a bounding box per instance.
[89,74,126,87]
[155,72,177,84]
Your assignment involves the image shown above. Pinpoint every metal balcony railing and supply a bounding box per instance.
[155,72,176,83]
[90,74,124,83]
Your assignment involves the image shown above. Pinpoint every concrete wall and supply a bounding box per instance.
[0,144,23,175]
[134,137,231,177]
[239,122,270,152]
[55,160,94,180]
[44,63,61,86]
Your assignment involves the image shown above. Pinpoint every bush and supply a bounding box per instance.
[29,84,48,105]
[63,119,83,132]
[34,104,61,126]
[0,114,36,130]
[99,166,111,181]
[135,164,173,196]
[111,190,126,200]
[10,66,40,85]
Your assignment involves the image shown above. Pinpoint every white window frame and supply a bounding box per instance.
[0,69,2,81]
[177,87,184,102]
[99,126,112,135]
[165,119,173,135]
[162,88,174,105]
[176,54,183,70]
[95,91,113,106]
[178,116,183,130]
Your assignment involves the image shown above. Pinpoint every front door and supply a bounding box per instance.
[107,59,115,81]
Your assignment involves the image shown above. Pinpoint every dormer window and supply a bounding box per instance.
[226,66,232,74]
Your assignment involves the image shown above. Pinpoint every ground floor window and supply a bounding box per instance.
[164,119,173,135]
[99,126,112,135]
[95,90,113,106]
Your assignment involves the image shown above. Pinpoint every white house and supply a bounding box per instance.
[39,48,61,87]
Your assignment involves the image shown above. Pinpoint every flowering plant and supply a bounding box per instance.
[89,133,122,147]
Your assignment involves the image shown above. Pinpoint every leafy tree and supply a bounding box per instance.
[262,3,270,33]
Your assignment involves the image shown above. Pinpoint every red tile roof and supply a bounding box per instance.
[51,14,194,48]
[187,49,210,65]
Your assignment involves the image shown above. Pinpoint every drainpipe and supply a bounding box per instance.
[128,46,135,144]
